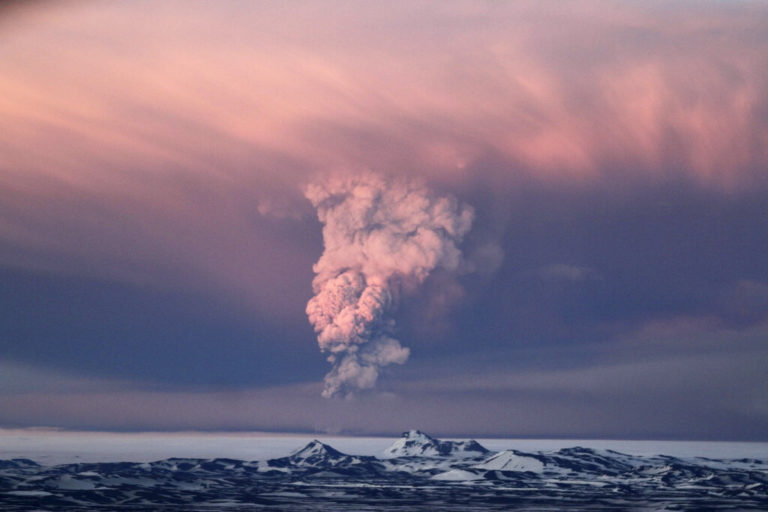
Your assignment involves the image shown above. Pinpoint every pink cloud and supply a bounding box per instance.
[0,0,766,316]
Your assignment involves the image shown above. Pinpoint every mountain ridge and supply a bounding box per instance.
[382,429,490,458]
[1,431,766,510]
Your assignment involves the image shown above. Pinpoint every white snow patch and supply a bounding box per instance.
[431,469,484,481]
[5,490,53,496]
[474,450,544,473]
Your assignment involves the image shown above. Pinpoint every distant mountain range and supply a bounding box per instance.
[1,430,766,510]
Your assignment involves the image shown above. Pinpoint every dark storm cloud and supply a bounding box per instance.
[399,180,768,357]
[0,267,322,389]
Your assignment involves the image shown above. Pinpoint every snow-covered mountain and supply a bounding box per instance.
[260,439,386,478]
[1,432,766,511]
[472,449,545,473]
[382,430,489,458]
[270,440,366,467]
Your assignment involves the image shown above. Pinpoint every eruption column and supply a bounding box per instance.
[305,172,473,398]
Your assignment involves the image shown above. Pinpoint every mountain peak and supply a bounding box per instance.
[267,440,378,469]
[402,430,436,441]
[384,430,489,458]
[290,440,345,460]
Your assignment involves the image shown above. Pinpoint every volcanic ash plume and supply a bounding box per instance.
[305,173,474,398]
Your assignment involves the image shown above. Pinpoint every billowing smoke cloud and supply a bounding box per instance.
[305,173,474,398]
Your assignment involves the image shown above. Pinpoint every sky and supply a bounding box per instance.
[1,0,767,440]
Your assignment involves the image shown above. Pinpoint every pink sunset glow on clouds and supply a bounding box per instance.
[1,0,767,316]
[2,0,767,184]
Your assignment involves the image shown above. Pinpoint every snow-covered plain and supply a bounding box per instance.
[1,429,767,464]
